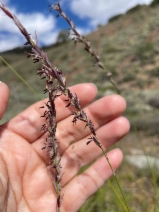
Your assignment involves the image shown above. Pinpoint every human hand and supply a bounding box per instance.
[0,82,129,212]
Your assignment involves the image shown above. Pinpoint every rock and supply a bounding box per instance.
[125,155,159,169]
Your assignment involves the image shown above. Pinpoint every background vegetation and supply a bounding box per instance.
[1,1,159,211]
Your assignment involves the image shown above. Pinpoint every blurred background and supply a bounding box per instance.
[1,0,159,211]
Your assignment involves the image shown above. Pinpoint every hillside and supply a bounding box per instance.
[1,2,159,211]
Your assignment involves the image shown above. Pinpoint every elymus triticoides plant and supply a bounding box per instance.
[0,2,130,212]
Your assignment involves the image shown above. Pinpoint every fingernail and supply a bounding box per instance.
[0,81,2,84]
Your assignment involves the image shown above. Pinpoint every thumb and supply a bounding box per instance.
[0,82,9,120]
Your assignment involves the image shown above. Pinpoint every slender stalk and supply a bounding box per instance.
[0,56,41,100]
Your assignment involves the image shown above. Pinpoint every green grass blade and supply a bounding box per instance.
[108,180,129,212]
[0,56,42,100]
[100,147,130,212]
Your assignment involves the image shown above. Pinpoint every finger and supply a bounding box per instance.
[62,149,123,212]
[5,83,97,142]
[33,116,128,169]
[0,82,9,120]
[32,95,126,162]
[60,117,129,185]
[54,94,126,152]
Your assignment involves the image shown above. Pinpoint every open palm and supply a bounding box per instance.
[0,82,129,212]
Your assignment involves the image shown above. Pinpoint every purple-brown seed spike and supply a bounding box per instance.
[0,1,13,18]
[51,2,120,93]
[89,120,96,135]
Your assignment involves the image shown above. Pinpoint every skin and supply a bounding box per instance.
[0,82,130,212]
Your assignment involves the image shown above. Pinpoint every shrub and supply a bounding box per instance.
[56,29,69,43]
[126,5,142,14]
[148,97,159,108]
[149,67,159,77]
[135,41,155,62]
[150,0,159,7]
[108,14,122,23]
